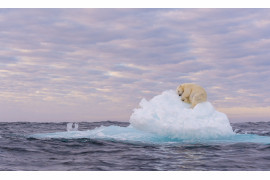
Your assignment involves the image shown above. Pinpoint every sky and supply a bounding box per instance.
[0,8,270,122]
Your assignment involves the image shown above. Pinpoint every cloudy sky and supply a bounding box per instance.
[0,8,270,122]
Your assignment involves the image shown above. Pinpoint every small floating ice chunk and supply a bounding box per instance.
[67,123,79,131]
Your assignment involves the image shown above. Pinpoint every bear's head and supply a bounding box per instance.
[176,85,184,96]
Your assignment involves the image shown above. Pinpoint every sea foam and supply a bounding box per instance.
[129,90,235,140]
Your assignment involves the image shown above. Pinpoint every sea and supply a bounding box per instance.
[1,121,270,171]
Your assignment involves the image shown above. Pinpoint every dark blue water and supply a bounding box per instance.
[1,121,270,171]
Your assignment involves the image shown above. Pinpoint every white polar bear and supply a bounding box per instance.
[177,83,207,108]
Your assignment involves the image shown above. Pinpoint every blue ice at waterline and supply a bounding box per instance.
[29,90,270,144]
[29,125,270,144]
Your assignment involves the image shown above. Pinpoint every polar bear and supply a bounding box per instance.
[177,83,207,108]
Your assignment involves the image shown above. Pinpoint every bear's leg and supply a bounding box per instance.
[184,98,190,103]
[181,88,191,101]
[191,102,197,108]
[191,94,204,108]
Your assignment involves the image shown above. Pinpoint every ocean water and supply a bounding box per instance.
[1,90,270,171]
[1,121,270,171]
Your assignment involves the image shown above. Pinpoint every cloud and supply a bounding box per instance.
[0,9,270,122]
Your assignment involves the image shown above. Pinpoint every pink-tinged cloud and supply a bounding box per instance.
[0,9,270,122]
